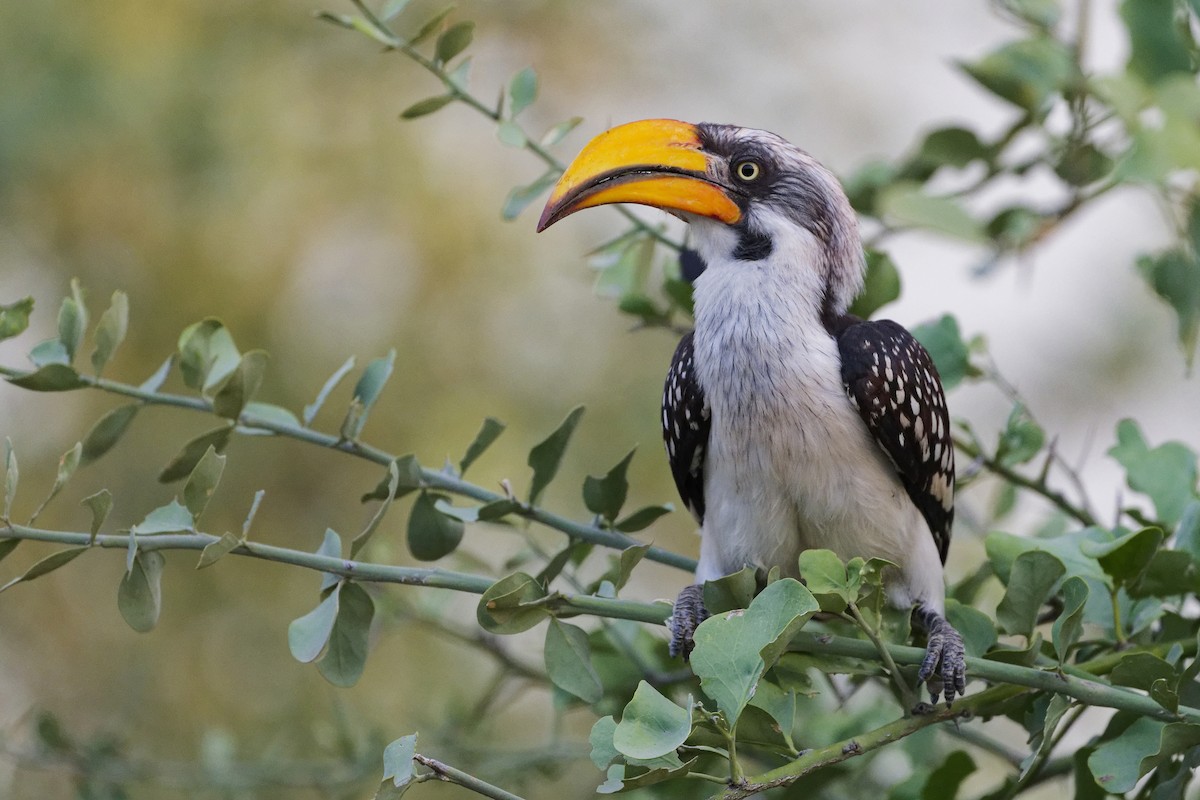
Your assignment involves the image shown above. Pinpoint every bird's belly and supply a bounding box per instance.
[697,373,943,609]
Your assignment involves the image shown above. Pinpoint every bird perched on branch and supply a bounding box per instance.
[537,119,966,706]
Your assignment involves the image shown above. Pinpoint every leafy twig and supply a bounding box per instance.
[0,363,697,573]
[413,752,527,800]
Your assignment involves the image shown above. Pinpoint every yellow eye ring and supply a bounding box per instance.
[734,160,762,182]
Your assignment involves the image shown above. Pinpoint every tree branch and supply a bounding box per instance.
[3,522,1195,727]
[413,753,528,800]
[0,363,698,574]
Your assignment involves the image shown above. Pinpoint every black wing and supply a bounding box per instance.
[662,331,710,524]
[836,319,955,562]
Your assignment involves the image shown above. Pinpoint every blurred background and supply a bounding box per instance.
[0,1,1195,797]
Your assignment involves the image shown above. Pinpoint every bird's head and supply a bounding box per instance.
[537,119,864,316]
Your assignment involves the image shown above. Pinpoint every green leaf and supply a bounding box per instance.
[1111,652,1177,692]
[57,283,88,364]
[987,206,1043,250]
[985,528,1108,587]
[446,56,472,92]
[612,543,649,592]
[703,566,759,615]
[3,438,16,519]
[663,277,694,316]
[29,338,69,367]
[476,572,548,633]
[607,759,696,792]
[507,67,537,117]
[848,249,901,319]
[0,297,34,342]
[1176,499,1200,563]
[583,449,635,522]
[90,291,128,375]
[1081,527,1164,587]
[352,461,401,558]
[183,445,225,520]
[400,94,455,120]
[1021,695,1071,782]
[476,498,519,521]
[0,546,88,594]
[117,551,164,633]
[1003,0,1061,28]
[996,404,1045,466]
[289,586,340,663]
[614,504,672,533]
[27,442,82,525]
[303,356,355,426]
[1056,142,1114,186]
[382,734,417,788]
[920,750,976,800]
[996,550,1065,638]
[340,350,395,441]
[916,126,988,170]
[618,293,669,326]
[379,0,412,21]
[131,499,195,535]
[315,528,342,592]
[459,417,505,475]
[1138,250,1200,366]
[690,578,819,724]
[544,619,603,703]
[960,37,1074,111]
[196,532,241,570]
[6,363,86,392]
[1131,549,1200,597]
[0,539,18,565]
[80,489,112,545]
[406,491,464,561]
[527,406,585,504]
[911,314,971,390]
[747,679,799,751]
[158,425,233,483]
[797,549,854,612]
[496,120,526,148]
[409,6,455,44]
[212,350,268,420]
[1120,0,1193,83]
[239,402,299,434]
[589,716,619,769]
[502,169,558,220]
[139,355,174,393]
[945,598,998,658]
[1052,576,1089,661]
[878,182,983,242]
[80,404,139,465]
[541,117,582,148]
[612,682,691,760]
[317,582,375,687]
[177,318,240,393]
[1089,718,1200,794]
[361,455,423,503]
[434,21,473,63]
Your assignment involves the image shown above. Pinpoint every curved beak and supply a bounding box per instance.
[536,119,742,232]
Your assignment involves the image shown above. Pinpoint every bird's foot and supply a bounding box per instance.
[915,605,967,708]
[667,583,709,660]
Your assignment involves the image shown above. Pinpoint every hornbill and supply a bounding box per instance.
[536,119,966,705]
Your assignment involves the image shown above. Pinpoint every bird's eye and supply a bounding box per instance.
[734,160,762,182]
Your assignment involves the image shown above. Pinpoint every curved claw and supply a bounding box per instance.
[916,610,967,707]
[667,583,709,660]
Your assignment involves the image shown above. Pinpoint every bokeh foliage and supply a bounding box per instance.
[2,0,1200,799]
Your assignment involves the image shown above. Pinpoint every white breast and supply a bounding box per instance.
[687,227,945,612]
